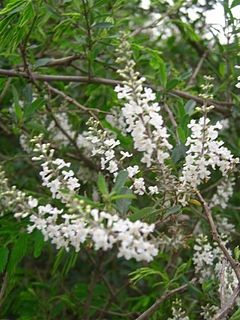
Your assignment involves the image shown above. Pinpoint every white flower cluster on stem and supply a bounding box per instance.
[209,176,235,209]
[167,299,189,320]
[0,167,38,218]
[115,34,172,169]
[193,233,240,306]
[4,135,158,262]
[179,115,239,204]
[86,118,158,196]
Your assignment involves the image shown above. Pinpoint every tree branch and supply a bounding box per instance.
[213,286,240,320]
[0,77,12,103]
[0,68,234,113]
[135,279,197,320]
[196,190,240,283]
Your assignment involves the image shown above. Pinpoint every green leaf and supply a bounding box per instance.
[52,247,65,275]
[116,187,133,215]
[166,79,179,90]
[98,173,108,195]
[112,170,128,193]
[231,0,240,8]
[14,103,23,121]
[130,207,156,222]
[150,54,167,87]
[94,22,113,29]
[171,144,186,164]
[7,233,28,275]
[184,99,196,115]
[34,58,51,68]
[111,194,136,200]
[34,231,44,258]
[177,126,186,143]
[24,98,45,118]
[0,247,9,273]
[234,246,240,261]
[230,307,240,320]
[0,0,23,16]
[166,205,182,215]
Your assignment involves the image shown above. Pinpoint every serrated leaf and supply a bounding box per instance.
[0,247,9,273]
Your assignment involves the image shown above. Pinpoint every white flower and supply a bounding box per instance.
[107,160,118,173]
[28,197,38,208]
[127,165,139,178]
[120,151,132,160]
[148,186,159,195]
[132,177,146,195]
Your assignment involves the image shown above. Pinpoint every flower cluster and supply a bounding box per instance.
[106,106,127,136]
[86,118,122,174]
[193,234,214,283]
[86,118,158,196]
[179,116,239,204]
[167,299,189,320]
[5,134,158,262]
[115,34,172,169]
[193,233,240,307]
[209,176,235,209]
[31,135,80,200]
[200,304,219,320]
[0,166,38,219]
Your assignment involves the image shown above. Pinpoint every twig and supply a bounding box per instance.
[0,273,8,310]
[196,191,240,283]
[0,120,12,135]
[0,77,12,103]
[220,257,227,308]
[82,0,93,79]
[135,279,197,320]
[213,286,240,320]
[43,82,108,116]
[187,51,208,88]
[82,253,104,320]
[0,69,234,113]
[44,95,98,171]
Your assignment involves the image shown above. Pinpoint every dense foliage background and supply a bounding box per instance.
[0,0,240,319]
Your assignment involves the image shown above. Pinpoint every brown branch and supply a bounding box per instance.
[213,286,240,320]
[187,51,208,88]
[82,253,104,320]
[44,82,108,116]
[220,256,227,308]
[135,279,197,320]
[82,0,93,79]
[0,69,234,113]
[0,272,8,310]
[196,190,240,283]
[43,55,82,67]
[44,98,98,171]
[0,77,12,103]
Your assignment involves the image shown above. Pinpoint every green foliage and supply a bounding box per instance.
[0,0,240,319]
